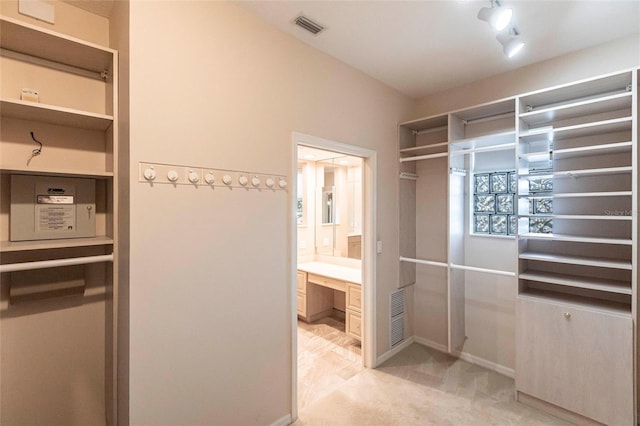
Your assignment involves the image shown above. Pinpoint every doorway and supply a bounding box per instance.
[291,132,376,418]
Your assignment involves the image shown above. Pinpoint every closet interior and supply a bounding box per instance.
[399,68,638,425]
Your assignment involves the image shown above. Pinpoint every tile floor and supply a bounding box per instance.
[295,317,570,426]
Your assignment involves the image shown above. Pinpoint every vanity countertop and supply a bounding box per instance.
[297,262,362,285]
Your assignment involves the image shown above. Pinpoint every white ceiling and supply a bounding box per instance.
[65,1,639,100]
[238,0,640,99]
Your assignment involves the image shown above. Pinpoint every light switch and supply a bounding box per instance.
[376,240,383,253]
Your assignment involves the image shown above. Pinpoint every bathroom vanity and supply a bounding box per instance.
[297,262,362,341]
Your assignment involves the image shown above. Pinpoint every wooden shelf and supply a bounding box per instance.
[519,214,631,221]
[519,252,632,270]
[0,15,114,73]
[0,236,114,253]
[1,98,113,130]
[450,130,515,152]
[519,91,632,126]
[519,117,632,142]
[519,233,632,245]
[518,290,631,317]
[0,165,113,178]
[519,271,631,295]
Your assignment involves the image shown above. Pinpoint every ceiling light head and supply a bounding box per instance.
[497,30,524,58]
[477,2,513,31]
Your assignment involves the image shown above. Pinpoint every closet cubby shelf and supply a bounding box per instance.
[0,165,113,178]
[519,116,632,142]
[519,191,632,198]
[519,252,632,270]
[519,233,632,245]
[450,130,515,151]
[450,142,515,156]
[518,290,631,317]
[0,99,114,131]
[519,166,632,179]
[519,91,632,126]
[519,271,631,295]
[519,141,632,163]
[0,15,115,73]
[0,236,114,253]
[518,214,631,221]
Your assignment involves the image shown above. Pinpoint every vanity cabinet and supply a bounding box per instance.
[346,282,362,340]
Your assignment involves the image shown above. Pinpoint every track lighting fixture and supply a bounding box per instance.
[477,0,512,31]
[497,28,525,58]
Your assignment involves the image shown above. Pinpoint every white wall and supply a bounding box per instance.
[127,1,413,424]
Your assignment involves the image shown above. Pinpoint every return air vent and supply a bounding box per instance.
[390,288,406,347]
[294,15,325,35]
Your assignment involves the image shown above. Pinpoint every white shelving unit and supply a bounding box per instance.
[399,68,638,426]
[0,15,119,424]
[515,70,636,425]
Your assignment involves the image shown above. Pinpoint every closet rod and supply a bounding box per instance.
[416,125,448,135]
[0,254,113,273]
[0,48,106,81]
[463,111,515,126]
[400,256,448,268]
[450,263,516,277]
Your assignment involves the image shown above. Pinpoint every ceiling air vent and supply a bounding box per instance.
[294,15,324,35]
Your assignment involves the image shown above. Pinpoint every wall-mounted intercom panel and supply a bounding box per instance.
[10,175,96,241]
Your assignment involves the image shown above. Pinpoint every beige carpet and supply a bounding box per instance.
[295,342,571,425]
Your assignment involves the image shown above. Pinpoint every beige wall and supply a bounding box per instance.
[126,1,413,424]
[414,35,640,119]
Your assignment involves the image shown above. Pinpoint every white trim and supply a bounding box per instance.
[376,336,415,366]
[291,132,377,417]
[452,349,515,378]
[270,414,292,426]
[414,336,449,354]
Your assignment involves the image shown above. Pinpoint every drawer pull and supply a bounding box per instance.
[564,312,571,320]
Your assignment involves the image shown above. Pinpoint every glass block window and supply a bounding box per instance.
[473,170,517,235]
[527,173,553,233]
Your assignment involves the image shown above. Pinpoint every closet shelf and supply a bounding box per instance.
[519,233,632,245]
[519,116,632,142]
[0,15,114,72]
[399,152,448,162]
[0,98,114,130]
[399,142,448,153]
[0,165,113,178]
[450,142,515,156]
[519,271,631,295]
[519,252,632,270]
[519,141,632,163]
[519,166,632,179]
[519,191,632,198]
[518,290,631,317]
[519,91,632,126]
[450,130,515,152]
[518,214,631,221]
[0,236,114,253]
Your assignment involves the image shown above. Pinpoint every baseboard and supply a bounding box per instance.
[517,392,603,426]
[413,336,448,354]
[375,336,415,366]
[452,349,515,378]
[270,413,293,426]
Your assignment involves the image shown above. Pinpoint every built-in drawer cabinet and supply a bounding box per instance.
[297,271,307,293]
[346,282,362,340]
[516,296,633,425]
[346,309,361,339]
[296,271,307,318]
[307,273,346,292]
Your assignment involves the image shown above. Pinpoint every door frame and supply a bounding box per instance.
[290,132,377,419]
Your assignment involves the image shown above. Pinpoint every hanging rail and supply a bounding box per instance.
[400,256,448,268]
[0,254,113,273]
[450,263,516,277]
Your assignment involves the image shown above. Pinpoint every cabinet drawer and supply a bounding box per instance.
[307,273,346,292]
[296,271,307,293]
[346,310,361,340]
[346,282,361,312]
[516,296,633,425]
[297,292,306,317]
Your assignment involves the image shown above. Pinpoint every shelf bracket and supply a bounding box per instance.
[101,70,109,81]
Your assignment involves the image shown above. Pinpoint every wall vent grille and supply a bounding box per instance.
[390,288,406,347]
[294,15,325,35]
